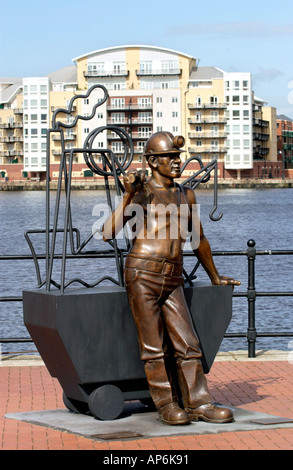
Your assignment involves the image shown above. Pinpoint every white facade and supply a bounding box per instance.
[23,77,49,173]
[224,72,253,169]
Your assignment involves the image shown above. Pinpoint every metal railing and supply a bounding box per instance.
[0,239,292,357]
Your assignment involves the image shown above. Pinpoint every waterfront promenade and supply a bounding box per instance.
[1,350,293,451]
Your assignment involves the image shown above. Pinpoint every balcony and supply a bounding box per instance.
[188,132,227,139]
[0,122,23,129]
[0,136,23,143]
[136,68,182,77]
[253,118,269,128]
[189,146,227,154]
[52,134,76,141]
[253,133,269,142]
[107,103,153,111]
[188,116,227,124]
[84,70,129,78]
[107,131,151,140]
[51,106,76,112]
[188,103,227,110]
[107,118,153,126]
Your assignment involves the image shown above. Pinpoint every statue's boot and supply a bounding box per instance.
[176,358,234,424]
[144,358,190,425]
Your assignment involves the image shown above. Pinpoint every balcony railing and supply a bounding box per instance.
[107,118,153,126]
[84,70,129,78]
[188,103,227,110]
[189,132,228,139]
[52,134,76,141]
[253,118,269,128]
[189,146,227,154]
[136,68,182,76]
[188,117,227,124]
[107,103,153,111]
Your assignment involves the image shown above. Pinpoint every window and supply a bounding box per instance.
[210,96,218,105]
[157,126,162,132]
[140,61,152,74]
[195,96,201,106]
[243,110,250,119]
[111,113,125,123]
[30,100,37,108]
[157,97,162,103]
[172,111,178,117]
[211,126,219,136]
[157,112,163,118]
[196,140,202,147]
[84,128,89,133]
[31,114,37,122]
[31,129,38,137]
[233,80,240,90]
[211,140,219,148]
[138,112,152,123]
[225,81,230,90]
[41,114,47,123]
[233,139,240,149]
[172,97,178,103]
[40,85,47,94]
[138,97,152,108]
[84,99,89,105]
[196,125,202,132]
[244,139,250,149]
[243,95,249,104]
[232,96,240,104]
[243,125,250,134]
[161,82,169,89]
[233,110,240,120]
[41,128,47,137]
[233,125,240,134]
[30,85,37,94]
[41,100,47,108]
[172,126,178,132]
[111,98,125,108]
[31,143,38,152]
[243,80,249,90]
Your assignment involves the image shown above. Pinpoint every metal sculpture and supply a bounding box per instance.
[24,85,225,292]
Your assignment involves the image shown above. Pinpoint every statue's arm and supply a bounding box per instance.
[185,187,241,287]
[102,170,145,241]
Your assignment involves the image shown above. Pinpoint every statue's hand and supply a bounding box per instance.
[123,170,146,195]
[212,275,241,287]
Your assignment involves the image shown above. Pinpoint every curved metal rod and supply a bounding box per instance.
[52,84,109,130]
[182,156,223,221]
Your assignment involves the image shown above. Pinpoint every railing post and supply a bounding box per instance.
[246,239,257,357]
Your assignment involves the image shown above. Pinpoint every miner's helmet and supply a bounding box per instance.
[143,131,185,157]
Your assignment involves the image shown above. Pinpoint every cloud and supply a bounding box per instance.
[167,22,293,38]
[253,68,284,84]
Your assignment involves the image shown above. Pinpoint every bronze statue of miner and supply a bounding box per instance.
[102,131,240,425]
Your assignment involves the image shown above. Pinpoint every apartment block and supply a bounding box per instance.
[0,45,280,183]
[277,114,293,176]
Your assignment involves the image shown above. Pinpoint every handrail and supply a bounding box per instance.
[0,240,292,357]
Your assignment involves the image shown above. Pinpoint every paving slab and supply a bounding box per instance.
[6,402,293,441]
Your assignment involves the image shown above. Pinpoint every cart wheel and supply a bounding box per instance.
[88,385,124,420]
[63,392,89,414]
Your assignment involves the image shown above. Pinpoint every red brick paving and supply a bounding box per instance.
[1,360,293,450]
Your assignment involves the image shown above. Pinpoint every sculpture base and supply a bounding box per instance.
[23,282,232,420]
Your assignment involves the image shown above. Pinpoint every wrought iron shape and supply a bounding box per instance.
[24,85,223,292]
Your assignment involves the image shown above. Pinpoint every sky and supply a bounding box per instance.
[1,0,293,117]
